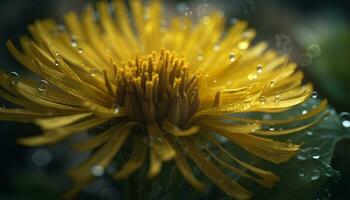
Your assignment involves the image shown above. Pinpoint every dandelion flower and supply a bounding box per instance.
[0,0,327,199]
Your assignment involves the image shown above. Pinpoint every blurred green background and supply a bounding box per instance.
[0,0,349,199]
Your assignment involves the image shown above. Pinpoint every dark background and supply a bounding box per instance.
[0,0,350,199]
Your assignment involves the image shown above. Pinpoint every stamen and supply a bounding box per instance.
[116,50,200,126]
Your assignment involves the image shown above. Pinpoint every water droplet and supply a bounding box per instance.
[299,53,313,67]
[90,67,97,77]
[259,96,266,104]
[307,44,321,58]
[298,168,306,177]
[325,165,334,177]
[78,48,83,54]
[274,94,280,103]
[269,80,276,87]
[31,149,52,167]
[71,38,78,48]
[268,126,275,131]
[340,112,350,128]
[91,165,105,177]
[8,72,19,86]
[54,60,60,67]
[38,80,49,93]
[306,131,314,136]
[302,110,308,115]
[257,64,263,74]
[112,105,119,114]
[312,91,318,99]
[311,147,320,159]
[297,149,308,160]
[310,170,320,180]
[229,53,236,62]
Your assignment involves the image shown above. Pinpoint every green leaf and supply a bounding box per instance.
[231,99,350,200]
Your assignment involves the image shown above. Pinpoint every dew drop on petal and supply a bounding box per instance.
[54,60,60,67]
[302,110,308,115]
[274,94,280,102]
[297,149,308,160]
[259,96,266,104]
[229,53,236,62]
[78,48,83,54]
[325,165,334,177]
[91,165,105,177]
[256,64,263,74]
[340,112,350,128]
[312,91,318,99]
[38,80,49,93]
[311,147,320,159]
[8,72,19,86]
[310,170,320,181]
[113,106,120,114]
[298,168,306,177]
[90,67,97,77]
[71,39,78,48]
[213,45,221,52]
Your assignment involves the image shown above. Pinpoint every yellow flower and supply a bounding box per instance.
[0,0,327,199]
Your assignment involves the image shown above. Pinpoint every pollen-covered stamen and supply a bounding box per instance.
[115,50,200,127]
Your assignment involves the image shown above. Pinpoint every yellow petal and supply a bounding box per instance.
[162,119,199,137]
[35,113,92,130]
[147,123,176,161]
[181,138,252,200]
[113,136,147,179]
[167,136,205,191]
[17,117,110,146]
[147,148,162,179]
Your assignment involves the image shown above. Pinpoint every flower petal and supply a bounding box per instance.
[113,136,147,179]
[181,138,253,200]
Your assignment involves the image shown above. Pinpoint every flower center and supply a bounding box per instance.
[115,50,200,127]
